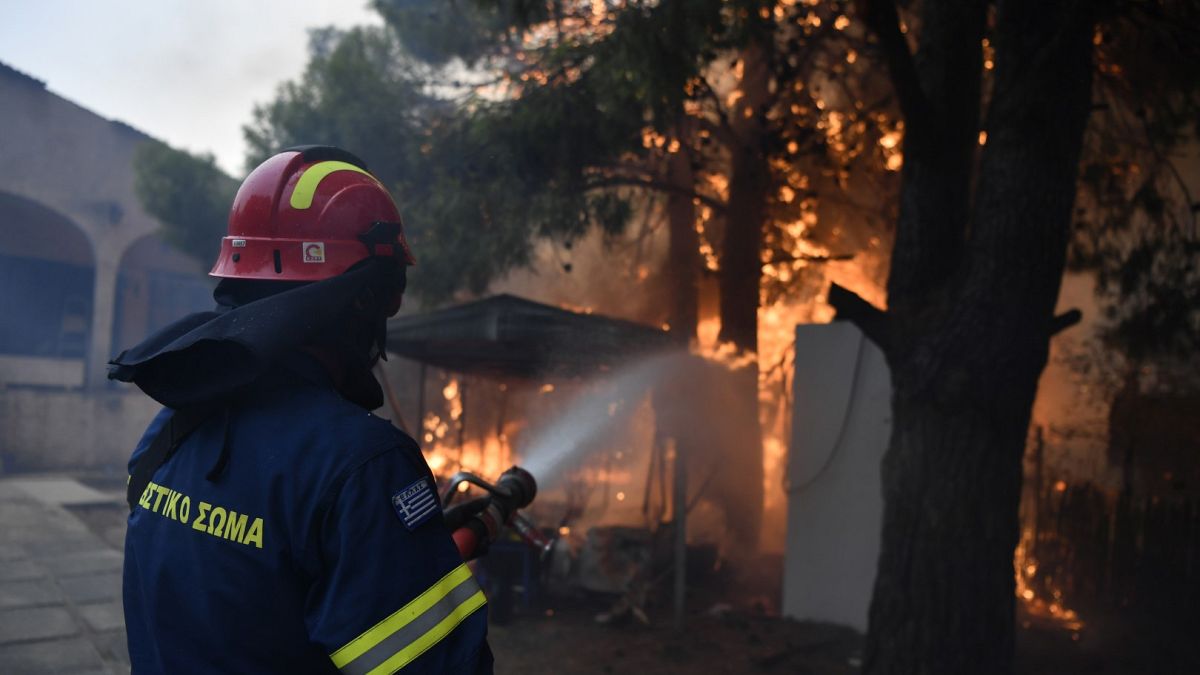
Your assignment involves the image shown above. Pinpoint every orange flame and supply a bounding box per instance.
[1015,526,1084,633]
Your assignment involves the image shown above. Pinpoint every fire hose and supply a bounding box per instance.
[441,466,552,561]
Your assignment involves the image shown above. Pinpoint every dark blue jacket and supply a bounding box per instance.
[123,359,492,674]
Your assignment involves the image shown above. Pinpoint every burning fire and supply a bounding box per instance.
[1014,519,1084,635]
[420,377,512,483]
[693,254,887,545]
[414,0,903,546]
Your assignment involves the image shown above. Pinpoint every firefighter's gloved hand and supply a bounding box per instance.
[442,495,491,531]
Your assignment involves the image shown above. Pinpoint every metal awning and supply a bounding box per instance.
[385,294,676,380]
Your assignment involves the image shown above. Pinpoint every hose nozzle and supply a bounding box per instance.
[494,466,537,511]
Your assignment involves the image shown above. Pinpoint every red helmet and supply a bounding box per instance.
[210,146,415,282]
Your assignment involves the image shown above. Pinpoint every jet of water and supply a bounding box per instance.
[519,352,682,487]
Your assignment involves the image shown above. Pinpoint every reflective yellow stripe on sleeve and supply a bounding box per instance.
[330,563,486,675]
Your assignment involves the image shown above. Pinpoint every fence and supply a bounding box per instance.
[1026,481,1200,624]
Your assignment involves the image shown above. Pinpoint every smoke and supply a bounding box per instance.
[489,218,671,327]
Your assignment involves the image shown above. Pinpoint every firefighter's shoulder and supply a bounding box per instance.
[251,377,423,476]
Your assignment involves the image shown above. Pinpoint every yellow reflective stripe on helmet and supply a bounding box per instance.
[330,563,485,674]
[289,160,374,210]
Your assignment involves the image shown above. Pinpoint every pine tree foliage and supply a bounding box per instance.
[1070,0,1200,365]
[132,142,237,264]
[376,0,900,310]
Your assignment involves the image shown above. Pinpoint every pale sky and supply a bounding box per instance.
[0,0,382,176]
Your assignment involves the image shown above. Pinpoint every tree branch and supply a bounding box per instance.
[762,253,855,266]
[693,115,737,148]
[1049,309,1082,336]
[692,75,740,146]
[828,282,890,353]
[858,0,929,123]
[584,175,728,214]
[1140,116,1199,235]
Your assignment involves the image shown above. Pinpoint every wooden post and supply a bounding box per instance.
[672,438,687,631]
[457,378,468,466]
[496,382,510,469]
[1032,425,1044,550]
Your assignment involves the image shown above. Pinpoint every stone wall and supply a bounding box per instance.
[0,356,84,389]
[0,388,160,472]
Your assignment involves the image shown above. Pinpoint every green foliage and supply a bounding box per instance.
[403,78,641,297]
[237,17,643,301]
[132,141,236,264]
[371,0,550,66]
[142,1,889,309]
[394,0,897,307]
[243,26,427,183]
[1070,0,1200,364]
[136,0,903,328]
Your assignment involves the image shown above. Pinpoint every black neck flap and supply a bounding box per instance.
[108,260,402,410]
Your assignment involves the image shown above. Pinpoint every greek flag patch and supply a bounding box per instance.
[392,479,439,530]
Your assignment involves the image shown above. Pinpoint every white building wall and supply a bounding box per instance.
[0,62,214,473]
[782,321,891,632]
[0,62,162,387]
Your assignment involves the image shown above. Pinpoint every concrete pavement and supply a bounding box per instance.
[0,476,129,674]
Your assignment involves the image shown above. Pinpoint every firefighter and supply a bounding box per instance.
[110,146,492,674]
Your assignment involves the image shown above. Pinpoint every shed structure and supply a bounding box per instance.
[386,294,676,380]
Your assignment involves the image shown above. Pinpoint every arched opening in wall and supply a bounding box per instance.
[0,191,94,369]
[111,234,214,354]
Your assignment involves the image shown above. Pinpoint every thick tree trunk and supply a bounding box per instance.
[720,146,769,352]
[868,400,1032,672]
[718,39,770,355]
[864,1,1097,672]
[715,39,772,547]
[666,122,699,342]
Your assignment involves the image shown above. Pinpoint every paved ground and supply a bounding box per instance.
[0,476,129,674]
